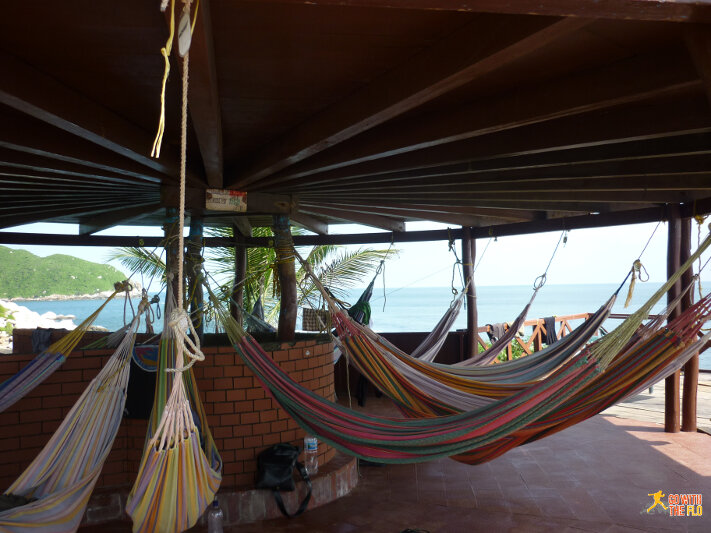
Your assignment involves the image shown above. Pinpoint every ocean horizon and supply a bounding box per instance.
[11,282,711,369]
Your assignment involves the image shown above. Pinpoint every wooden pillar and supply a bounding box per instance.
[187,216,204,340]
[272,215,297,342]
[665,207,682,433]
[681,217,698,432]
[230,225,247,325]
[462,226,478,359]
[164,207,181,311]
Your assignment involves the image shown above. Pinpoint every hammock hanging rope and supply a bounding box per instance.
[0,298,146,532]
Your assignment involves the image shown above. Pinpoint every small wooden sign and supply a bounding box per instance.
[206,189,247,212]
[177,11,192,57]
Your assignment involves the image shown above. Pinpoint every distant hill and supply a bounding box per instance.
[0,246,128,299]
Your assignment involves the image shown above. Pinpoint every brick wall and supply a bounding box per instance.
[0,337,335,492]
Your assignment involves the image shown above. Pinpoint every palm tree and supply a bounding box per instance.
[108,225,396,326]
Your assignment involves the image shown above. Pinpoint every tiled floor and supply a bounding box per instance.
[216,412,710,533]
[81,396,711,533]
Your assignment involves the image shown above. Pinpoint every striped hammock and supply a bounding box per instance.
[0,301,143,532]
[0,284,127,413]
[455,292,711,464]
[126,289,221,533]
[206,232,710,464]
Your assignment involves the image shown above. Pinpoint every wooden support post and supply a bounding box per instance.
[665,206,682,433]
[272,215,297,342]
[187,216,204,340]
[231,225,247,325]
[462,226,477,359]
[681,217,698,432]
[164,207,180,312]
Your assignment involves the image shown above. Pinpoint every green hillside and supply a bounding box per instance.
[0,246,127,299]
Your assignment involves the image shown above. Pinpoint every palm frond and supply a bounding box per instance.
[107,247,166,283]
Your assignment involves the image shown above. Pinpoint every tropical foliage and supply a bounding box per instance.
[109,225,397,326]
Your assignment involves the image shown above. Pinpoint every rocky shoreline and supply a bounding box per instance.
[10,287,143,302]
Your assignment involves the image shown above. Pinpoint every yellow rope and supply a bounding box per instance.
[151,0,175,158]
[624,259,648,308]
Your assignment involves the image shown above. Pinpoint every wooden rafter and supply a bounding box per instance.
[79,204,163,235]
[282,92,711,186]
[291,213,329,235]
[258,50,701,186]
[229,16,590,188]
[241,0,711,23]
[169,0,223,187]
[0,52,203,183]
[300,205,406,232]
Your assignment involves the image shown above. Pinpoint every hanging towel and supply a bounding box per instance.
[486,323,507,342]
[543,316,558,345]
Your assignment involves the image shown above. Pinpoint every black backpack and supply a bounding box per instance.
[255,443,312,517]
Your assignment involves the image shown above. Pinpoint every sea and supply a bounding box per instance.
[14,283,711,369]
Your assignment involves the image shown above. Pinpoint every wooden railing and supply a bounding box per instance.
[475,312,604,362]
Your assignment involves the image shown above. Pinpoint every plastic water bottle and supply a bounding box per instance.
[304,435,319,476]
[207,499,224,533]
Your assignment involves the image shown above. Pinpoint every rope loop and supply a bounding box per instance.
[166,307,205,373]
[533,273,547,291]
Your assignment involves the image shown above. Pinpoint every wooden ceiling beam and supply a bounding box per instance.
[260,51,701,186]
[0,112,167,184]
[300,202,531,227]
[291,213,329,235]
[299,167,711,195]
[300,205,406,232]
[243,0,711,23]
[229,16,589,188]
[0,52,203,183]
[283,92,711,186]
[685,24,711,109]
[291,132,711,192]
[79,204,163,235]
[170,0,223,187]
[301,195,654,212]
[304,189,701,204]
[0,200,146,229]
[0,148,161,187]
[231,217,253,238]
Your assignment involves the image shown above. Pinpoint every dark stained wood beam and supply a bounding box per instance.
[680,217,697,432]
[283,92,711,186]
[300,205,406,232]
[300,201,542,227]
[0,200,155,230]
[0,148,162,187]
[2,196,710,247]
[231,216,253,238]
[0,52,203,183]
[170,0,223,187]
[244,0,711,23]
[303,189,702,204]
[229,16,590,188]
[260,51,701,186]
[665,204,682,433]
[291,213,329,235]
[685,24,711,109]
[292,131,711,192]
[78,204,163,235]
[0,112,168,184]
[161,186,296,214]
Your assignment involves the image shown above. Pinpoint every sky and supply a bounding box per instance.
[2,219,710,289]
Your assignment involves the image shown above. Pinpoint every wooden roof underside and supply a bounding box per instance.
[2,0,711,240]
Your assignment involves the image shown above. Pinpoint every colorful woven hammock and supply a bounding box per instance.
[126,289,221,533]
[0,299,144,532]
[206,232,710,465]
[455,292,711,464]
[0,282,128,413]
